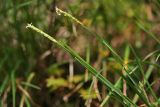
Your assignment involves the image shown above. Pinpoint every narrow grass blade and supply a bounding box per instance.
[129,49,160,76]
[136,20,160,44]
[55,7,144,84]
[0,76,9,96]
[156,53,160,62]
[20,72,36,107]
[25,98,31,107]
[101,45,131,107]
[130,45,158,100]
[54,8,158,106]
[21,82,40,90]
[123,45,130,96]
[85,69,103,106]
[128,49,160,105]
[0,0,33,13]
[50,7,159,106]
[55,8,143,95]
[16,1,33,9]
[11,62,21,107]
[11,69,16,107]
[26,24,137,106]
[133,58,155,104]
[0,56,7,73]
[100,78,122,107]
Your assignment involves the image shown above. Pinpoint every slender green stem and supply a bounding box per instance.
[26,24,137,107]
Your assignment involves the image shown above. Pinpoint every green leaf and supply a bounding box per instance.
[79,88,97,100]
[71,75,84,84]
[46,77,68,90]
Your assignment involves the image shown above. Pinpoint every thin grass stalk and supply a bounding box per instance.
[54,8,152,106]
[26,24,137,106]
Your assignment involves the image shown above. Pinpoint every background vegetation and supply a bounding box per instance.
[0,0,160,107]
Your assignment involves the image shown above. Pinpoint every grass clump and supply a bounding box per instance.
[1,0,160,107]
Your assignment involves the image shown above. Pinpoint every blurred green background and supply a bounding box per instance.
[0,0,160,107]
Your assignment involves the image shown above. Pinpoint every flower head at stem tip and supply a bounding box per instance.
[26,23,32,28]
[55,7,61,15]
